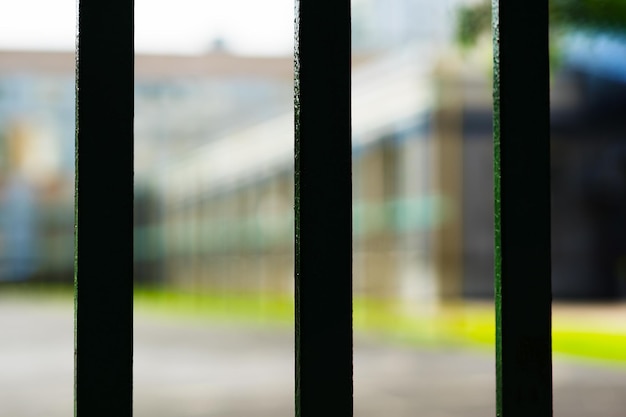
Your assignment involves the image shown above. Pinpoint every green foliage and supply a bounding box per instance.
[553,0,626,34]
[456,0,626,48]
[456,2,492,48]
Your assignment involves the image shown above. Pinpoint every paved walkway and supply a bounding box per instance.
[1,296,626,417]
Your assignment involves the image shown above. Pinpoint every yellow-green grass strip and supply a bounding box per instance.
[133,289,626,363]
[7,284,626,364]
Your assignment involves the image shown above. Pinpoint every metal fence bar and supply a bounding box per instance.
[75,1,134,416]
[493,0,553,416]
[294,0,352,416]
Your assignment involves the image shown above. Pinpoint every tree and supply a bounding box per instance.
[456,0,626,48]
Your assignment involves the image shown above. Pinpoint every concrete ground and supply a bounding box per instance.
[1,296,626,417]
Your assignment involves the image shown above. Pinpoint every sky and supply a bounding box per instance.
[0,0,295,56]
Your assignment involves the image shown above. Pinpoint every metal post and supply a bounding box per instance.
[294,0,353,415]
[75,1,134,416]
[493,0,553,416]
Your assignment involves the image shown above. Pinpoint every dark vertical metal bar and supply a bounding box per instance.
[75,1,134,416]
[294,0,352,416]
[493,0,552,416]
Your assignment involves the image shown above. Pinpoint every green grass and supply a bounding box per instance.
[133,287,295,327]
[133,288,626,364]
[552,331,626,363]
[7,284,626,364]
[412,305,626,365]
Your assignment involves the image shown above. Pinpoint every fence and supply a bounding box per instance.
[74,1,552,417]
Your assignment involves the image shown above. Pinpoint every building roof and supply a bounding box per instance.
[0,50,294,80]
[162,46,434,200]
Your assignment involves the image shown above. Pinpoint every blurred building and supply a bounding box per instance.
[0,50,294,282]
[0,54,74,281]
[4,11,624,304]
[0,0,481,301]
[352,0,474,52]
[158,46,439,303]
[449,31,626,300]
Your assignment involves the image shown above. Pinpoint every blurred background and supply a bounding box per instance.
[1,0,626,416]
